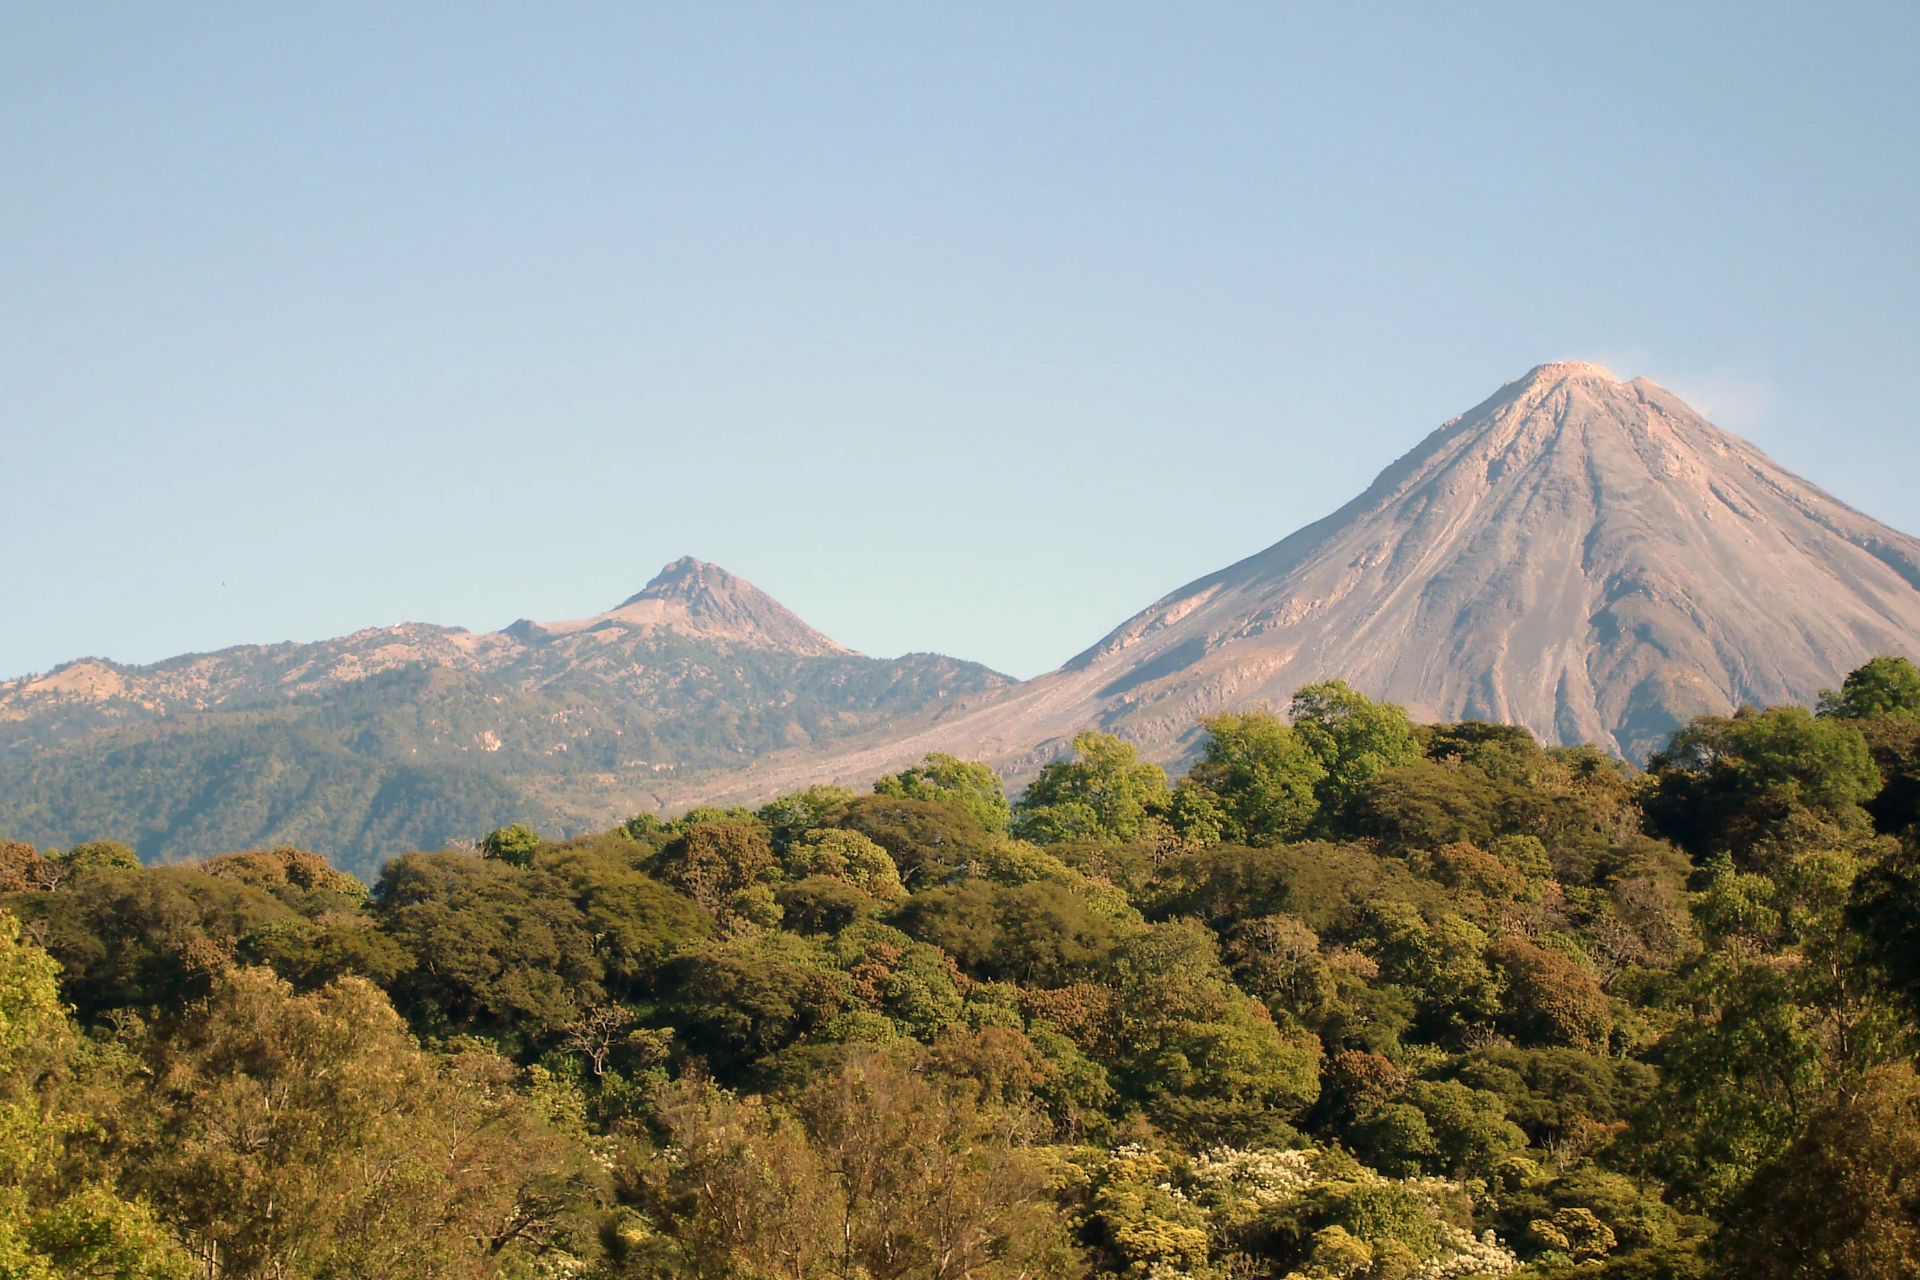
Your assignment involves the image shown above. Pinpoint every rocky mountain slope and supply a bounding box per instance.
[0,558,1008,874]
[689,362,1920,803]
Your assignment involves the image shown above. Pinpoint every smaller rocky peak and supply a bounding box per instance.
[619,556,737,609]
[556,558,858,657]
[500,618,551,644]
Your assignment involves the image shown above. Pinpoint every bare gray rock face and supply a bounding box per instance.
[698,361,1920,802]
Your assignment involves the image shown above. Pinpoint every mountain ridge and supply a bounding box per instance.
[0,560,1009,874]
[0,556,868,731]
[6,362,1919,864]
[669,361,1920,806]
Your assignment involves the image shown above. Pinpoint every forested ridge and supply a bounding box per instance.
[0,643,1008,876]
[7,660,1920,1278]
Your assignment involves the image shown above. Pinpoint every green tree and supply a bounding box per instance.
[623,1080,837,1277]
[661,932,853,1076]
[874,753,1012,833]
[478,823,544,867]
[1646,706,1882,860]
[0,911,193,1278]
[126,965,583,1276]
[1719,1062,1920,1279]
[756,784,857,850]
[649,821,782,928]
[1105,920,1322,1141]
[1851,831,1920,1020]
[1487,936,1612,1051]
[60,840,140,872]
[1011,732,1170,845]
[896,879,1130,988]
[1819,655,1920,721]
[196,845,367,898]
[8,865,298,1021]
[825,795,999,888]
[1345,1078,1526,1177]
[1288,681,1421,837]
[1358,900,1503,1046]
[782,828,906,901]
[1222,914,1338,1027]
[1177,711,1325,845]
[630,1053,1084,1279]
[373,850,610,1044]
[794,1048,1084,1278]
[1635,956,1831,1208]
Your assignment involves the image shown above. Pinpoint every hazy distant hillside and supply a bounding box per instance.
[0,560,1009,877]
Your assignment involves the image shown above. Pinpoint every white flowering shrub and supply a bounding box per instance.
[1186,1145,1317,1207]
[1087,1143,1523,1280]
[1417,1225,1522,1278]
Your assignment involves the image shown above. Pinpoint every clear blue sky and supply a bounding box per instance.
[4,3,1916,681]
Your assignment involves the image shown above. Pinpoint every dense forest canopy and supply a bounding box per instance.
[7,661,1920,1277]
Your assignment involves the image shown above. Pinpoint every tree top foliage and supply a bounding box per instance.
[1819,653,1920,721]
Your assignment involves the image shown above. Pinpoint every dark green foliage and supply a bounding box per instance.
[894,879,1127,987]
[1342,1077,1527,1177]
[1362,732,1636,884]
[540,837,713,986]
[372,843,707,1046]
[1103,919,1322,1142]
[235,914,414,991]
[1486,1159,1690,1266]
[824,793,998,886]
[1851,830,1920,1020]
[1645,705,1881,859]
[660,933,853,1076]
[1446,1045,1657,1148]
[755,783,856,849]
[1222,913,1338,1026]
[5,865,295,1020]
[1356,899,1503,1046]
[372,851,608,1042]
[1633,956,1831,1208]
[1858,714,1920,836]
[647,820,779,917]
[1362,757,1504,848]
[776,874,882,934]
[1715,1063,1920,1279]
[1153,840,1447,937]
[14,661,1920,1277]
